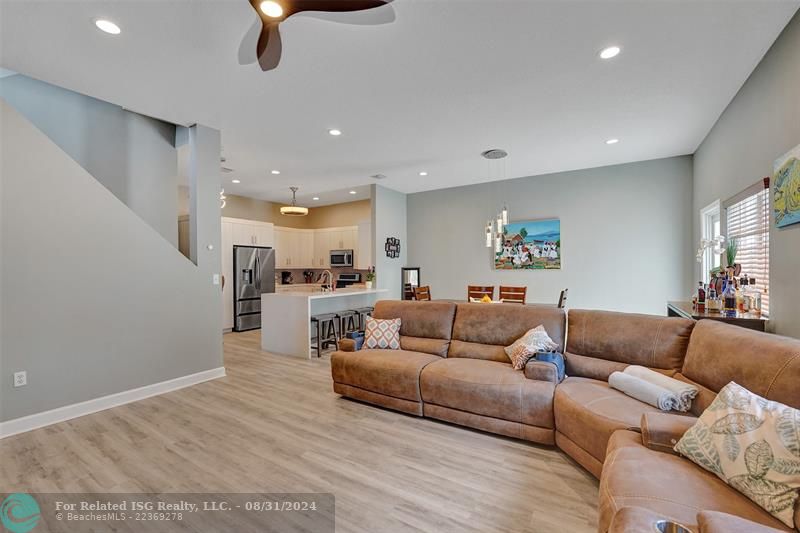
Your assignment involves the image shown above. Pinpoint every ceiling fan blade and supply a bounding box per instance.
[291,0,393,15]
[295,4,395,25]
[238,18,261,65]
[257,23,282,72]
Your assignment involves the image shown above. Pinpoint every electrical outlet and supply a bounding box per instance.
[13,371,27,388]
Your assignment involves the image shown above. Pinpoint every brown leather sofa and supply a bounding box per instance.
[331,300,566,443]
[599,320,800,533]
[330,301,800,532]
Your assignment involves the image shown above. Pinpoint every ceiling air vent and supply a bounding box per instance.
[221,167,234,173]
[370,174,387,180]
[481,149,508,160]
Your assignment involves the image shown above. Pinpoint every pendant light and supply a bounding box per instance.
[481,148,510,249]
[280,186,309,216]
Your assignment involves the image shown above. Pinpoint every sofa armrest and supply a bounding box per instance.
[524,360,559,383]
[698,510,787,533]
[338,338,356,352]
[640,412,697,455]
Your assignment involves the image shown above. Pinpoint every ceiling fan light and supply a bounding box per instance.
[260,1,284,18]
[280,206,309,216]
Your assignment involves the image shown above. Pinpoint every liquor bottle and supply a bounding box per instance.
[723,275,737,316]
[738,277,749,312]
[748,277,762,317]
[697,281,706,308]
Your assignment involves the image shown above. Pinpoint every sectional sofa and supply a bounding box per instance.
[330,300,800,532]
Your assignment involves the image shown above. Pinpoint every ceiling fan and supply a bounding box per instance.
[241,0,395,72]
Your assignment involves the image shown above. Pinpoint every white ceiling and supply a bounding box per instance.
[1,0,797,204]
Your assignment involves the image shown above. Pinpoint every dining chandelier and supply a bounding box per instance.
[482,149,509,252]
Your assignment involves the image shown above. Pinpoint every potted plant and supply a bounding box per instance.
[365,267,375,289]
[725,238,741,277]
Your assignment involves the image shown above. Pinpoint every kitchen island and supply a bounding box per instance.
[261,288,388,358]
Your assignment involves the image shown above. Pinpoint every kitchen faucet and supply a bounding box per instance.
[320,270,334,292]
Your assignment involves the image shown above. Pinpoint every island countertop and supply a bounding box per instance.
[261,289,387,358]
[266,288,388,299]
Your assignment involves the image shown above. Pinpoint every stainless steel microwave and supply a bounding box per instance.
[330,249,353,267]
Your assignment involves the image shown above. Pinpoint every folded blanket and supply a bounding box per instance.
[623,365,698,412]
[609,372,676,411]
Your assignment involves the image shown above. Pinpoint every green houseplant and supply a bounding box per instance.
[365,267,375,289]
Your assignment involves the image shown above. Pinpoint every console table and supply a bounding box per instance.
[666,301,767,332]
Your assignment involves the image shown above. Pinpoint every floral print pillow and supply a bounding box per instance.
[674,381,800,528]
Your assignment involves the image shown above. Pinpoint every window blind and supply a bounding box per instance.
[725,180,769,316]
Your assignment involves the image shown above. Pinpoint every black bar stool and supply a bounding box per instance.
[337,310,358,339]
[354,306,374,331]
[310,313,339,358]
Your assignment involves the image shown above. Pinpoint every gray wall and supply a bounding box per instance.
[372,185,408,300]
[0,100,223,421]
[693,11,800,338]
[407,157,693,314]
[0,74,179,246]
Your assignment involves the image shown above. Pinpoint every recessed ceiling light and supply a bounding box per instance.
[312,197,320,201]
[328,129,342,136]
[599,46,621,59]
[349,190,357,195]
[605,138,620,145]
[232,179,241,183]
[271,170,280,175]
[259,1,284,18]
[95,19,121,35]
[419,171,428,176]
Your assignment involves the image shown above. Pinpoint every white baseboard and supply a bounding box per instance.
[0,367,226,439]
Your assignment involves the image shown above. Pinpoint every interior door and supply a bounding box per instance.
[222,222,234,330]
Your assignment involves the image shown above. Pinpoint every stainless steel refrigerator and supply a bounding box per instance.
[233,245,275,332]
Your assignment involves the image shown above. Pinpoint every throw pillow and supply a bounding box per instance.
[674,381,800,528]
[504,325,559,370]
[364,317,401,350]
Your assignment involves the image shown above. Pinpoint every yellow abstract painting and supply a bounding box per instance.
[774,144,800,228]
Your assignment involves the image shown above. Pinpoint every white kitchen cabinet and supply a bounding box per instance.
[228,218,273,247]
[313,230,330,268]
[274,227,314,268]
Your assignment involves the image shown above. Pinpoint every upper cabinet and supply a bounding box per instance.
[274,227,314,268]
[228,218,274,247]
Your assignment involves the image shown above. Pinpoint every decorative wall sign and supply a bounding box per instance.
[385,237,401,258]
[774,144,800,228]
[495,218,561,270]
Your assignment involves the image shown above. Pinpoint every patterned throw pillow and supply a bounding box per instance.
[364,317,401,350]
[504,325,559,370]
[674,381,800,528]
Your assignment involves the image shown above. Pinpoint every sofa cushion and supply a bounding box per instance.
[373,300,456,356]
[599,430,791,532]
[554,377,669,464]
[565,310,695,380]
[678,320,800,416]
[331,349,440,402]
[420,358,555,428]
[449,303,566,363]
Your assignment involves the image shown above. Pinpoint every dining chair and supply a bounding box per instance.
[558,288,569,309]
[403,283,415,301]
[467,285,495,301]
[414,286,432,301]
[499,286,527,304]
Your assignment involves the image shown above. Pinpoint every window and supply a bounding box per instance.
[724,180,770,316]
[700,200,721,284]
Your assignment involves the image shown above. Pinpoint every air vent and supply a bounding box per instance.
[221,167,234,173]
[370,174,387,180]
[481,149,508,160]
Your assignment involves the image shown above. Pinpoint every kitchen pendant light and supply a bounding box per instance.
[280,186,309,216]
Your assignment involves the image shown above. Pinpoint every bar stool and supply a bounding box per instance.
[310,313,339,358]
[337,310,359,339]
[354,306,374,331]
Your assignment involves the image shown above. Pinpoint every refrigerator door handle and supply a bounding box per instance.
[255,254,261,290]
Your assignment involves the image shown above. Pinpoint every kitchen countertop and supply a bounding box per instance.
[266,288,387,299]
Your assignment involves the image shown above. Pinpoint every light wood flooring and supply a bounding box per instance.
[0,330,599,532]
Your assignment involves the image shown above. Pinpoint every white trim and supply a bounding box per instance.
[699,199,721,284]
[0,367,226,439]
